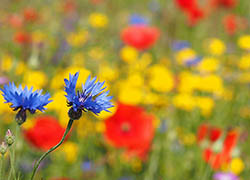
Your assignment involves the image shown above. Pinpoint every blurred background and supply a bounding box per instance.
[0,0,249,179]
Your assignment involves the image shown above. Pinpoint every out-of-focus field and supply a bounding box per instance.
[0,0,249,179]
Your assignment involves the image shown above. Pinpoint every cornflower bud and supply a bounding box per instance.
[0,142,8,155]
[5,129,15,146]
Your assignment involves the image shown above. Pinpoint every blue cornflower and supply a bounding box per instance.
[129,14,149,25]
[0,82,52,125]
[64,72,113,119]
[172,41,190,51]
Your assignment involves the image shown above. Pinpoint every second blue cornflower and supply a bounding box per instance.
[64,72,113,120]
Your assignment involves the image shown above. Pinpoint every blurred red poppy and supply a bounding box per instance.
[63,0,76,14]
[197,124,209,143]
[7,14,23,28]
[209,127,222,142]
[214,0,237,8]
[23,116,68,151]
[121,25,160,50]
[23,7,39,22]
[105,103,155,160]
[175,0,205,25]
[13,31,31,44]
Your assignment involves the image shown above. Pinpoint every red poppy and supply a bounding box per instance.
[175,0,205,25]
[223,14,237,35]
[7,14,23,28]
[214,0,237,8]
[197,124,209,143]
[13,31,31,44]
[222,130,238,154]
[23,7,39,22]
[63,0,76,14]
[23,116,68,151]
[121,25,160,50]
[209,127,222,142]
[187,7,204,25]
[105,103,155,160]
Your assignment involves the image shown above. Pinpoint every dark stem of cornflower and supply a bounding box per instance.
[30,119,74,180]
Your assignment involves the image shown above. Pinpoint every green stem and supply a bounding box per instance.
[0,155,4,180]
[8,147,16,180]
[30,119,74,180]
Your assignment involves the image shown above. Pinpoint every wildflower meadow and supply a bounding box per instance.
[0,0,249,179]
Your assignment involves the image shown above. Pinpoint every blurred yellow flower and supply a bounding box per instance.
[238,54,250,70]
[15,61,26,75]
[77,117,96,137]
[95,121,106,133]
[148,65,174,92]
[67,30,88,47]
[98,65,118,82]
[195,96,214,116]
[177,72,200,93]
[180,133,196,146]
[88,47,105,60]
[23,70,48,89]
[118,85,143,105]
[32,30,46,44]
[172,93,196,111]
[238,35,250,50]
[120,46,138,63]
[1,55,13,72]
[238,72,250,83]
[88,13,108,28]
[197,57,219,73]
[176,48,196,65]
[207,38,226,56]
[60,142,79,163]
[229,158,244,175]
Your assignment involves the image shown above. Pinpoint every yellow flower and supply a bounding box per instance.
[88,47,105,60]
[15,61,26,75]
[120,46,138,63]
[60,142,79,163]
[238,72,250,83]
[207,38,226,56]
[95,121,106,133]
[172,93,196,111]
[180,133,196,146]
[67,30,88,47]
[46,90,69,126]
[23,70,48,89]
[229,158,244,175]
[118,84,143,105]
[198,74,224,96]
[88,13,108,28]
[98,65,118,82]
[238,54,250,70]
[197,57,219,73]
[1,55,13,72]
[195,96,214,116]
[177,72,200,94]
[175,48,196,65]
[32,30,46,44]
[148,65,174,92]
[238,35,250,50]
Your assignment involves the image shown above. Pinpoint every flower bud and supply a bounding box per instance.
[0,142,8,155]
[5,129,15,146]
[15,109,27,125]
[68,107,82,120]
